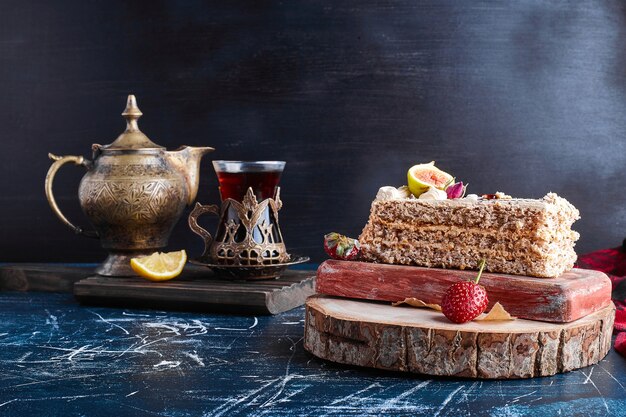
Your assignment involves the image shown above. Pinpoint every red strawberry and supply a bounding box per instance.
[441,259,489,323]
[323,232,360,261]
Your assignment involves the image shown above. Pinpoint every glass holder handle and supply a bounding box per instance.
[188,202,220,261]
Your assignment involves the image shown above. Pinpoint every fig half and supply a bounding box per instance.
[407,161,454,197]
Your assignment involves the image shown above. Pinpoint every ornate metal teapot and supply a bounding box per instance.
[45,95,214,276]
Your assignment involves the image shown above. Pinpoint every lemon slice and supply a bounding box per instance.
[130,250,187,281]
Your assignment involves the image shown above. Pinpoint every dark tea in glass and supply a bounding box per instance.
[213,161,284,202]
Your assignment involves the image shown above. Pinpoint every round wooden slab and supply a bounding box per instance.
[304,295,615,379]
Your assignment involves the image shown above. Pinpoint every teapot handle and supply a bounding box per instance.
[188,202,220,260]
[44,153,99,238]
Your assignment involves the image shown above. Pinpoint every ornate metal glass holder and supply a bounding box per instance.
[188,187,307,279]
[190,186,289,265]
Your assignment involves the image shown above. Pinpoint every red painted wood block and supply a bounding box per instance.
[316,260,612,323]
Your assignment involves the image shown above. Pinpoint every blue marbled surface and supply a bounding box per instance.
[0,292,625,416]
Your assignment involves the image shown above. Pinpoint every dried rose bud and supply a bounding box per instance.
[446,182,467,199]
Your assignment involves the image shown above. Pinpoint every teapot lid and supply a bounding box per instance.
[103,95,164,151]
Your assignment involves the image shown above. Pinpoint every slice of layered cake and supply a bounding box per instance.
[358,164,580,277]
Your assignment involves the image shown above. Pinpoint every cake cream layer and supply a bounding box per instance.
[359,192,580,278]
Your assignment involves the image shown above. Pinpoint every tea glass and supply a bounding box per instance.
[212,160,285,202]
[213,160,285,250]
[188,160,289,269]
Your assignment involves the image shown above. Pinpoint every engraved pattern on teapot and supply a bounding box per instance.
[97,164,167,176]
[80,179,183,224]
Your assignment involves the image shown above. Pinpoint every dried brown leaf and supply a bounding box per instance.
[392,298,442,311]
[476,302,516,321]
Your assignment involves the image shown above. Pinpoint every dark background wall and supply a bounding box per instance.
[1,1,625,263]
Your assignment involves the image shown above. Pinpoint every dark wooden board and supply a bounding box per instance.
[316,260,612,323]
[74,268,316,315]
[0,263,94,292]
[0,263,316,314]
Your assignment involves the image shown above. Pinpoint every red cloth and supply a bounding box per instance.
[577,245,626,355]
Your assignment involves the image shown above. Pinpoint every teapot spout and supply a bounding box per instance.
[166,146,214,205]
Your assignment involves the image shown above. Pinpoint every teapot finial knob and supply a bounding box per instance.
[122,94,143,132]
